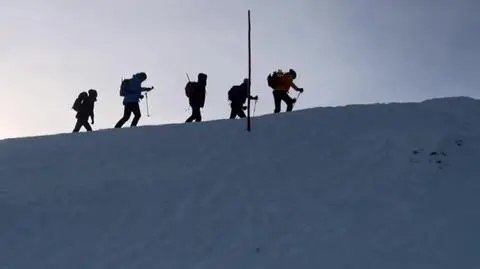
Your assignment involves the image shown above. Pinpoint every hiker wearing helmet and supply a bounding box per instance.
[267,68,304,113]
[72,89,97,132]
[185,72,207,122]
[227,78,258,119]
[115,72,154,128]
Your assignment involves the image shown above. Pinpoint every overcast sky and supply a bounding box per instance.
[1,0,479,139]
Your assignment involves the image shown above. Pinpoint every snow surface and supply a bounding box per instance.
[1,96,480,269]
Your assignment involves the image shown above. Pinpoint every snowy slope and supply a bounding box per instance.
[1,97,480,269]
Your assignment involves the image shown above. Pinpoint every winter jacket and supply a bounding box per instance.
[275,73,297,92]
[123,76,150,104]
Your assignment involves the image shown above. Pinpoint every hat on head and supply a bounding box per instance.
[288,69,297,79]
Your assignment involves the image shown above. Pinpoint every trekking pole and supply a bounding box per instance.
[145,92,150,117]
[293,91,302,108]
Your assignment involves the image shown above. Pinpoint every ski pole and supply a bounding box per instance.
[253,99,258,116]
[186,73,190,82]
[293,92,302,108]
[145,92,150,117]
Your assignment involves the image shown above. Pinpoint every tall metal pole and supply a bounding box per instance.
[247,10,252,132]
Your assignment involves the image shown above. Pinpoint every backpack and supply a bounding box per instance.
[227,86,235,101]
[267,71,282,89]
[119,79,131,97]
[228,85,246,103]
[72,92,88,112]
[185,81,195,97]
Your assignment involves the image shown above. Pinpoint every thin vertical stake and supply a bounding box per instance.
[247,10,252,132]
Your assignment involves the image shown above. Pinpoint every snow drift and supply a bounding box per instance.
[1,96,480,269]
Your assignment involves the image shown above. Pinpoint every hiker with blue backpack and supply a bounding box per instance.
[114,72,154,128]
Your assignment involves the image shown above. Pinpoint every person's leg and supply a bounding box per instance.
[193,107,202,122]
[238,106,246,118]
[73,118,83,132]
[273,90,283,113]
[115,104,133,128]
[130,103,142,127]
[230,103,243,119]
[186,106,196,122]
[83,120,92,131]
[283,94,295,112]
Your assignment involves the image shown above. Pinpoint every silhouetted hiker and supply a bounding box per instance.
[114,72,154,128]
[267,68,304,113]
[72,89,97,132]
[227,78,258,119]
[185,73,207,122]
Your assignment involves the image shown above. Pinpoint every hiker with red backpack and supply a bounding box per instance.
[72,89,97,132]
[114,72,154,128]
[184,73,207,123]
[267,68,304,113]
[227,78,258,119]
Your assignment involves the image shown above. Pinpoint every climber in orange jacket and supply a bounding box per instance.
[267,68,304,113]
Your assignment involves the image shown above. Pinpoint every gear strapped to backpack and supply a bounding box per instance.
[267,70,283,89]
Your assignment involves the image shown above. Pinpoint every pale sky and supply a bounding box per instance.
[1,0,479,139]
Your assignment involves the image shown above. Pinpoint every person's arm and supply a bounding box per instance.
[291,82,299,90]
[89,104,95,124]
[141,86,154,92]
[200,87,206,107]
[291,82,303,92]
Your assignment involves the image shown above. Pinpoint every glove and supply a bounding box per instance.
[148,86,154,91]
[298,88,304,93]
[91,119,94,124]
[254,95,259,100]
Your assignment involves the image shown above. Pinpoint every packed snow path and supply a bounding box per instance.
[1,97,480,269]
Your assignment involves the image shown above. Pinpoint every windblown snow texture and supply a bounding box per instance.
[1,96,480,269]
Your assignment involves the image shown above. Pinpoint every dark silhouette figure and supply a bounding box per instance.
[185,73,207,123]
[267,68,304,113]
[115,72,153,128]
[227,78,258,119]
[72,89,97,132]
